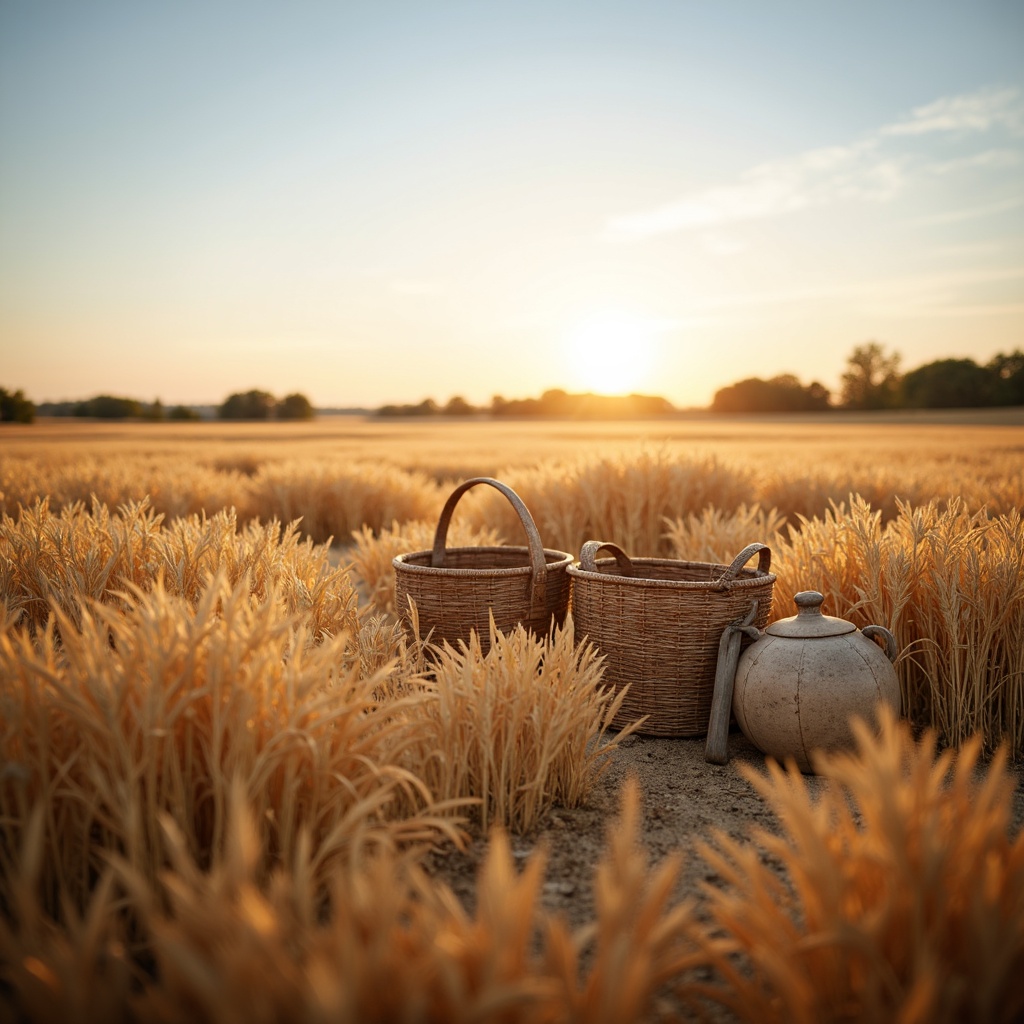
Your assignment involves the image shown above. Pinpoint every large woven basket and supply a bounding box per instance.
[393,477,573,653]
[567,541,776,737]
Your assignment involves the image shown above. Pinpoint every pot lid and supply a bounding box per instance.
[765,591,856,638]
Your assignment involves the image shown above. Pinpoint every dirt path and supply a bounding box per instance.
[426,729,1024,933]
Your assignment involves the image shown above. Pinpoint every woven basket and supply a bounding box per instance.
[567,541,776,737]
[393,477,573,653]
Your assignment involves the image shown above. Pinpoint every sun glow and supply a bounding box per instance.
[563,312,661,395]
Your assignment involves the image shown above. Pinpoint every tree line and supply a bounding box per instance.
[3,389,316,424]
[4,344,1023,425]
[0,387,35,423]
[376,344,1024,418]
[711,343,1024,413]
[215,389,314,421]
[377,390,674,419]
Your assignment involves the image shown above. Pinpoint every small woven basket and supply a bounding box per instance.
[567,541,776,737]
[393,477,573,653]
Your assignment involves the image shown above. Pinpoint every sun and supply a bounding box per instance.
[562,311,660,394]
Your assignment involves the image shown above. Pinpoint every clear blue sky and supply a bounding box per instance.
[2,1,1022,407]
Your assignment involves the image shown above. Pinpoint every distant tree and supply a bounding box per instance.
[218,389,276,420]
[987,349,1024,406]
[901,358,995,408]
[415,398,439,416]
[489,389,675,418]
[490,395,541,417]
[142,398,165,422]
[35,401,76,416]
[623,393,676,416]
[442,395,476,416]
[711,375,831,413]
[805,381,832,409]
[840,342,901,410]
[277,392,315,420]
[168,404,201,421]
[74,395,144,419]
[537,389,574,416]
[0,387,35,423]
[375,397,439,417]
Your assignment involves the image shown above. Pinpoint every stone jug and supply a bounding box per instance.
[706,591,900,772]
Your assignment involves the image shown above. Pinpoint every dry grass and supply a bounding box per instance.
[0,777,704,1024]
[0,574,462,922]
[0,454,443,545]
[467,450,755,558]
[5,714,1019,1023]
[0,496,361,641]
[0,499,638,925]
[4,416,1021,547]
[1,415,1022,1022]
[694,708,1024,1024]
[462,445,1021,559]
[411,616,638,832]
[663,503,788,566]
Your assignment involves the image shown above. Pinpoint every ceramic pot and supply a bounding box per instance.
[730,591,900,773]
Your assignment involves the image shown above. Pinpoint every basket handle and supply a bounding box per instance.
[715,543,772,587]
[432,477,547,613]
[579,540,635,576]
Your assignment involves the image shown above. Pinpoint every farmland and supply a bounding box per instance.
[2,412,1023,1022]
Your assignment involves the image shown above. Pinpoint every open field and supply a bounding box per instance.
[3,408,1023,473]
[2,412,1023,1022]
[3,412,1022,538]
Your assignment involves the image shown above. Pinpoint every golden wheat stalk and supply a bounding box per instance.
[0,572,465,921]
[410,613,640,833]
[693,706,1024,1024]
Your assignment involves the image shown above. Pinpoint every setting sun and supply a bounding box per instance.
[563,312,662,395]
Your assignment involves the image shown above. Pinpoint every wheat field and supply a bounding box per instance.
[2,413,1023,1022]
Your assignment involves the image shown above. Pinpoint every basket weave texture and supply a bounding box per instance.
[567,541,776,737]
[393,477,573,653]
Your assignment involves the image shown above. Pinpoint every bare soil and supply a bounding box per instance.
[425,728,1024,933]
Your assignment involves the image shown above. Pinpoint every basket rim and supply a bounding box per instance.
[567,555,776,589]
[394,545,574,577]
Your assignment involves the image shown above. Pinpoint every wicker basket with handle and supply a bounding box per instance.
[567,541,775,737]
[393,477,573,653]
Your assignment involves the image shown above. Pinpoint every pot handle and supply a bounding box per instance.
[579,540,634,576]
[863,624,898,663]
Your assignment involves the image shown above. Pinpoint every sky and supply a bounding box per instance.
[1,1,1023,409]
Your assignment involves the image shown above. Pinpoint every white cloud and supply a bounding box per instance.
[604,140,903,240]
[605,87,1024,242]
[881,87,1024,137]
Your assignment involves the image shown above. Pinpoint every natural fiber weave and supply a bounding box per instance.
[567,541,776,737]
[394,477,573,653]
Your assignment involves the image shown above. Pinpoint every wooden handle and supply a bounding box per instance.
[705,601,760,765]
[431,477,547,613]
[579,540,634,576]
